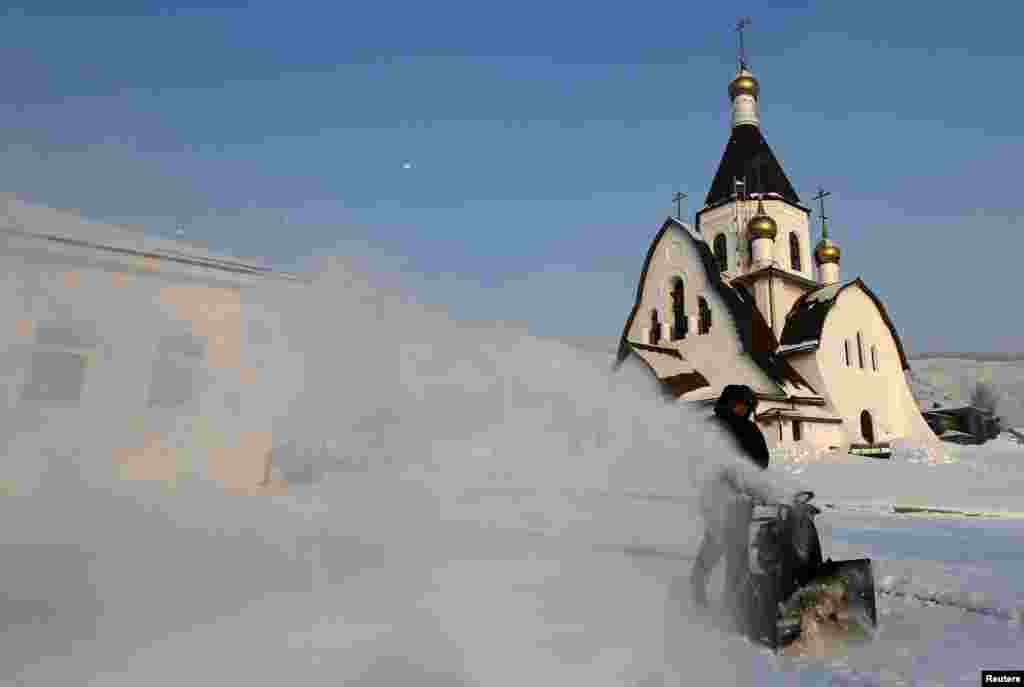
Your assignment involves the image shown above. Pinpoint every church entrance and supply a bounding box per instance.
[860,410,875,444]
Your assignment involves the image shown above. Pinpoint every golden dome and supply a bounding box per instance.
[815,238,841,264]
[729,72,760,100]
[747,203,777,240]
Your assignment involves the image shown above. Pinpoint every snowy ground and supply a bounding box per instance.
[2,259,1022,686]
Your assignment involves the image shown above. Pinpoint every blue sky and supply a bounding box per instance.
[1,1,1022,353]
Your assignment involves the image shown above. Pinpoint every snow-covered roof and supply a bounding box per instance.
[779,278,911,371]
[777,340,820,356]
[806,282,845,304]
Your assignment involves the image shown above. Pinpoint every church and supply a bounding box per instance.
[615,45,937,456]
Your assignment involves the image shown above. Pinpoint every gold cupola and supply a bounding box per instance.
[729,70,760,100]
[747,198,777,240]
[814,238,841,264]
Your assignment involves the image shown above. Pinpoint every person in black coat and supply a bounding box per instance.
[690,385,795,619]
[710,384,770,469]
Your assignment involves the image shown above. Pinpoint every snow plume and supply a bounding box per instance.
[264,256,744,503]
[2,256,799,686]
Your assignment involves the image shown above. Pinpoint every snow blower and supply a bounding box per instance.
[739,491,878,655]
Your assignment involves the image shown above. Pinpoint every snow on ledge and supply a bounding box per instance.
[776,340,820,355]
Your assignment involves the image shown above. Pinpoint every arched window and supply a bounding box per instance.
[789,233,802,271]
[871,345,878,371]
[844,339,851,366]
[713,234,728,273]
[670,278,687,340]
[856,331,865,369]
[649,309,662,345]
[698,296,712,334]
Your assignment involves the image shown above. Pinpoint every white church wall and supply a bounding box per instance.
[696,205,733,241]
[631,226,706,347]
[0,228,303,495]
[756,277,806,342]
[753,405,845,452]
[896,368,944,445]
[632,225,778,394]
[696,205,737,273]
[802,421,845,450]
[817,285,915,444]
[764,201,813,281]
[699,200,813,282]
[758,417,784,446]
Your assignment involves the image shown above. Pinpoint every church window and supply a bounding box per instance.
[713,234,727,273]
[698,296,712,334]
[147,333,207,409]
[871,345,878,371]
[844,339,851,367]
[669,238,684,263]
[649,309,662,345]
[856,331,865,369]
[19,321,99,406]
[22,351,88,404]
[670,278,687,340]
[789,234,802,271]
[793,420,802,441]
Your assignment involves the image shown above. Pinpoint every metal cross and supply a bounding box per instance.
[672,191,687,219]
[811,186,831,237]
[736,17,752,70]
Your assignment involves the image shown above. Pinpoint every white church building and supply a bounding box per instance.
[616,55,938,455]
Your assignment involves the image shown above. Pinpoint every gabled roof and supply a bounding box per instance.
[779,278,911,370]
[615,217,815,394]
[704,124,800,208]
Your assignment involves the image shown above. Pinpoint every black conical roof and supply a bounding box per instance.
[704,124,800,207]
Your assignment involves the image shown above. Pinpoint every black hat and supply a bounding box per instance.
[715,384,758,413]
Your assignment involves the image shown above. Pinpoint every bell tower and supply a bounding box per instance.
[694,19,818,337]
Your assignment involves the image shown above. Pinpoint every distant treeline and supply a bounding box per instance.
[911,352,1024,362]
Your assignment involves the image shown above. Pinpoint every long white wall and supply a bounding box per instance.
[0,234,305,495]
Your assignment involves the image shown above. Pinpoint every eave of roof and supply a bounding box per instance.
[777,340,820,356]
[621,344,710,399]
[660,370,712,398]
[626,341,685,360]
[755,409,843,424]
[730,265,822,291]
[697,192,810,218]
